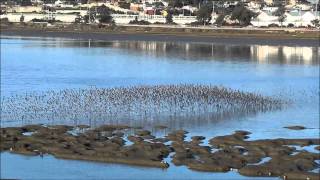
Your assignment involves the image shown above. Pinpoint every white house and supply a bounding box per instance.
[181,5,198,14]
[1,12,77,23]
[285,11,317,26]
[301,11,318,24]
[251,11,279,26]
[294,4,312,11]
[6,5,43,13]
[285,11,301,22]
[251,10,318,27]
[111,14,197,25]
[54,0,65,7]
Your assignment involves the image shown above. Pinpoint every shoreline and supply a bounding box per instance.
[1,24,319,46]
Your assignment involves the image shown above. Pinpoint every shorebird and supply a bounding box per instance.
[1,85,284,126]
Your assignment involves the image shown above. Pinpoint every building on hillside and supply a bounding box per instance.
[247,1,262,11]
[141,0,162,4]
[130,3,143,11]
[222,1,238,8]
[111,14,197,24]
[31,0,44,5]
[289,0,297,5]
[144,6,155,15]
[0,12,78,23]
[181,5,198,14]
[262,6,279,13]
[6,5,43,13]
[54,0,74,8]
[264,0,273,5]
[293,3,313,10]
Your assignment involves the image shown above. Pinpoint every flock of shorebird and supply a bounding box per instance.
[0,85,284,126]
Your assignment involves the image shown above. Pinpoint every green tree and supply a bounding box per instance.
[311,19,320,28]
[215,14,225,26]
[80,0,88,4]
[166,10,173,24]
[97,5,113,23]
[118,2,130,9]
[273,5,286,26]
[197,3,212,25]
[20,15,25,23]
[168,0,183,8]
[231,4,256,26]
[83,8,96,24]
[21,0,32,6]
[43,0,55,4]
[154,2,164,8]
[278,14,286,26]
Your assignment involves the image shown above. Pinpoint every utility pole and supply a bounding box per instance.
[95,5,97,20]
[299,6,302,26]
[316,0,319,20]
[182,1,184,16]
[88,0,90,24]
[212,1,214,18]
[212,1,214,14]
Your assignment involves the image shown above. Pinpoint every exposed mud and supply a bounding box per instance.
[1,124,319,179]
[284,126,307,130]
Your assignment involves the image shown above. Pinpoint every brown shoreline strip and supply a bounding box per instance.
[1,27,319,47]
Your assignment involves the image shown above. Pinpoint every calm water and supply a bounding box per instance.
[0,36,319,179]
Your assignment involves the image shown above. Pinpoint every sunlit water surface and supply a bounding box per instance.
[1,36,319,179]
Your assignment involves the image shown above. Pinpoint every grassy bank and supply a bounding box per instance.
[1,23,319,46]
[2,22,320,38]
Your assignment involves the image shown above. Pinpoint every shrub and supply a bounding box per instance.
[268,23,279,27]
[129,19,150,25]
[287,23,294,28]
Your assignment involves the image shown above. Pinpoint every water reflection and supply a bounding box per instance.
[250,45,318,65]
[3,37,318,65]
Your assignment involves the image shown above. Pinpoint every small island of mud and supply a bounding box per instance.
[1,124,319,180]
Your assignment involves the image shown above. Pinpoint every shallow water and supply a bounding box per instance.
[1,152,276,180]
[1,36,319,179]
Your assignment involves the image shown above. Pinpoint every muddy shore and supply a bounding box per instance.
[1,23,319,46]
[1,124,319,179]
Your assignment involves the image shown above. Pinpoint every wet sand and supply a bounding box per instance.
[1,124,319,179]
[1,24,319,47]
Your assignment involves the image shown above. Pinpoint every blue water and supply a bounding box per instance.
[0,36,319,179]
[1,152,276,180]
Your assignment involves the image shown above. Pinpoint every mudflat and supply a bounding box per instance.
[1,124,319,180]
